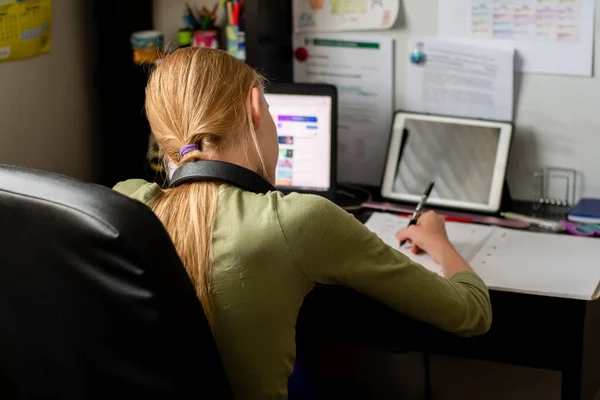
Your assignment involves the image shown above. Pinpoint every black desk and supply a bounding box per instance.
[297,286,600,399]
[296,204,600,400]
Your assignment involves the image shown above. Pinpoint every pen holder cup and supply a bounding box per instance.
[192,30,219,49]
[226,25,245,62]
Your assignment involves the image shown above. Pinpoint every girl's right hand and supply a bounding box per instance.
[395,211,453,264]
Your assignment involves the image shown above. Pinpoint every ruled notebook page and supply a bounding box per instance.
[365,212,600,299]
[364,212,493,276]
[470,227,600,300]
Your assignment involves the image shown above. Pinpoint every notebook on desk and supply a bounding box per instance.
[365,212,600,300]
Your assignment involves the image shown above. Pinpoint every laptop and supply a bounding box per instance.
[264,83,337,201]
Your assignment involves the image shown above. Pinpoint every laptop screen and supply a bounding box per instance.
[264,93,332,192]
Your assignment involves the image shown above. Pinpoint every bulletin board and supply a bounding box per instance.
[0,0,52,63]
[363,0,600,200]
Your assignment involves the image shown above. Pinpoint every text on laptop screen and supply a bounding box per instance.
[264,93,332,191]
[394,119,501,205]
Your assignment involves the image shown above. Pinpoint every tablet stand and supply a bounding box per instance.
[499,180,513,213]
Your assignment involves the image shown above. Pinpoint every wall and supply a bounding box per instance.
[0,0,97,181]
[389,0,600,201]
[155,0,600,201]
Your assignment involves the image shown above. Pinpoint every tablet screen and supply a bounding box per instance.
[394,119,500,205]
[381,112,512,213]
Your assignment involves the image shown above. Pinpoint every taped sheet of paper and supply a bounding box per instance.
[438,0,595,76]
[293,0,399,33]
[294,33,394,185]
[405,36,514,121]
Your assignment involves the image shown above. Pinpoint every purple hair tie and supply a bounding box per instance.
[179,144,199,157]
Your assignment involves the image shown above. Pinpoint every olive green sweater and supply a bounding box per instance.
[114,180,492,399]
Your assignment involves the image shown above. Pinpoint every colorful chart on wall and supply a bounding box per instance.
[0,0,52,63]
[293,0,399,33]
[438,0,595,76]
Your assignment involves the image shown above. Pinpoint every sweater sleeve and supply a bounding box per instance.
[113,179,164,206]
[275,193,492,337]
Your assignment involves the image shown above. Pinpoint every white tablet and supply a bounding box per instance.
[381,112,513,213]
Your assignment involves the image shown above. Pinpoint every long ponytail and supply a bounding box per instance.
[144,47,266,330]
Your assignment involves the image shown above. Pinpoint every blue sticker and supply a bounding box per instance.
[410,43,426,65]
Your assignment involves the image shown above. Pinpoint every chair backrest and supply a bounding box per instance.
[0,165,232,399]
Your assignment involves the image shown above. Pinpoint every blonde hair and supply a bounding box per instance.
[145,47,266,330]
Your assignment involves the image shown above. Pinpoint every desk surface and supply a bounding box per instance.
[337,185,572,224]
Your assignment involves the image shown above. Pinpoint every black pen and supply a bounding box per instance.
[400,181,435,247]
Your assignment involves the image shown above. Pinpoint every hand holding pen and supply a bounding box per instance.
[399,181,435,247]
[395,181,478,278]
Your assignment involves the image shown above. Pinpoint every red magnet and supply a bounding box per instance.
[295,47,309,62]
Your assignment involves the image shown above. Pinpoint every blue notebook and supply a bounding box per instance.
[568,198,600,224]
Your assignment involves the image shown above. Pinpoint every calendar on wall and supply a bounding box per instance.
[0,0,52,63]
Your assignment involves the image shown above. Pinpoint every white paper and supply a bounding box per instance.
[438,0,595,76]
[294,33,394,185]
[364,212,493,276]
[471,227,600,300]
[405,36,514,121]
[293,0,399,33]
[365,211,600,300]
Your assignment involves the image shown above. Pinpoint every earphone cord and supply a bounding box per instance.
[337,183,373,212]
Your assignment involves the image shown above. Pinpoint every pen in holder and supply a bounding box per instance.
[183,2,220,49]
[226,25,245,62]
[224,0,244,61]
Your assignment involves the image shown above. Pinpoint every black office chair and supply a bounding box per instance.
[0,165,233,399]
